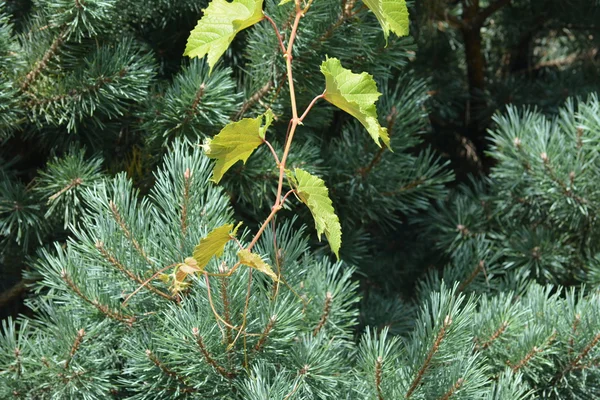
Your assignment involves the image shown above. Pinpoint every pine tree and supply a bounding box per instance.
[412,0,600,168]
[2,0,600,398]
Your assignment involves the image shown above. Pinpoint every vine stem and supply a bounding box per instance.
[246,8,305,252]
[263,138,281,165]
[299,93,325,121]
[263,14,286,53]
[122,263,178,306]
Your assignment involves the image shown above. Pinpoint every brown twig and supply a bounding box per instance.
[313,292,333,336]
[511,332,556,373]
[180,168,191,240]
[21,27,67,91]
[192,328,235,379]
[568,314,581,354]
[438,378,464,400]
[478,321,508,351]
[254,315,277,352]
[220,276,233,345]
[146,349,194,389]
[48,178,83,202]
[406,315,452,398]
[0,280,27,309]
[457,260,485,292]
[109,201,156,268]
[553,331,600,384]
[375,356,384,400]
[95,241,173,301]
[61,271,135,325]
[64,329,85,369]
[235,81,274,120]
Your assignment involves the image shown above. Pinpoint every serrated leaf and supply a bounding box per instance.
[238,249,278,281]
[320,57,391,149]
[192,224,236,269]
[287,168,341,259]
[184,0,264,72]
[204,111,274,183]
[362,0,409,43]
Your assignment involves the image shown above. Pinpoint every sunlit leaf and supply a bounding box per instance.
[238,249,278,281]
[184,0,265,72]
[320,57,390,149]
[362,0,409,43]
[288,168,342,259]
[192,223,236,268]
[204,110,274,183]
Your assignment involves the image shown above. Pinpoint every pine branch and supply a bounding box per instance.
[61,270,135,325]
[95,241,173,302]
[180,168,191,241]
[146,349,195,389]
[477,321,508,351]
[109,200,157,269]
[457,260,485,292]
[64,329,85,370]
[313,291,332,336]
[438,378,464,400]
[406,315,452,399]
[553,331,600,384]
[511,332,556,372]
[375,356,384,400]
[48,178,83,202]
[192,328,235,379]
[21,27,67,91]
[26,67,130,109]
[236,80,273,120]
[254,315,277,352]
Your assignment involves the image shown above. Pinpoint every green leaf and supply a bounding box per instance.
[238,249,278,281]
[320,57,390,149]
[204,110,274,183]
[362,0,409,43]
[287,168,342,259]
[184,0,265,72]
[192,224,236,269]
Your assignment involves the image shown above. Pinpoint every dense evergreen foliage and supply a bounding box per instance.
[1,0,600,398]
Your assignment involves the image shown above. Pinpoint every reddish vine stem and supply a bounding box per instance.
[299,93,325,121]
[122,263,178,306]
[263,14,286,53]
[263,139,281,165]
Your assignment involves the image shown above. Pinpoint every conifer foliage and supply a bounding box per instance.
[2,0,600,398]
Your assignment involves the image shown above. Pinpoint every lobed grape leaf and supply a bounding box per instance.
[320,57,391,149]
[287,168,341,259]
[203,110,274,183]
[238,249,278,281]
[192,223,236,269]
[184,0,264,72]
[362,0,409,43]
